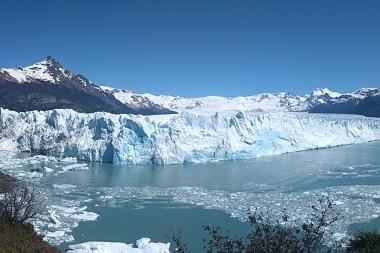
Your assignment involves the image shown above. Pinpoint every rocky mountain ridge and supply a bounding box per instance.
[0,57,174,115]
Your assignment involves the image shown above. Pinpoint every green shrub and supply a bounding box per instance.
[346,230,380,253]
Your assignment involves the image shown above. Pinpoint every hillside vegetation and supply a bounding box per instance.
[0,172,60,253]
[0,219,60,253]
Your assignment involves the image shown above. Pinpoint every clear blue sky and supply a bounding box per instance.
[1,0,379,97]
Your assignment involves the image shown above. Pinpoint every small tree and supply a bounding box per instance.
[243,196,342,253]
[172,195,344,253]
[169,228,190,253]
[0,182,44,224]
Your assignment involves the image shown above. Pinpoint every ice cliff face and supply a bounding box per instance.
[1,108,380,164]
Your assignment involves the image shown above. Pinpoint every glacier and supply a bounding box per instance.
[1,107,380,165]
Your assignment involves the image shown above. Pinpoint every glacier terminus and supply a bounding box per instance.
[1,108,380,165]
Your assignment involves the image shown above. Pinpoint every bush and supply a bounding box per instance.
[0,177,59,252]
[0,182,44,224]
[171,195,344,253]
[346,230,380,253]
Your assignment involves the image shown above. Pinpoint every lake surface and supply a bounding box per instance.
[2,141,380,252]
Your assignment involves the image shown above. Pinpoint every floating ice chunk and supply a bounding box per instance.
[59,157,78,163]
[100,195,113,199]
[70,211,99,221]
[16,172,27,177]
[64,235,75,242]
[45,230,65,238]
[136,237,151,248]
[47,156,58,163]
[67,238,170,253]
[43,203,98,245]
[332,233,347,241]
[76,206,87,212]
[28,159,40,164]
[62,163,89,172]
[44,167,54,173]
[53,184,77,189]
[30,171,43,178]
[53,205,77,215]
[48,210,61,225]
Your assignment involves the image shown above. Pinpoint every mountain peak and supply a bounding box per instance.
[8,56,67,84]
[310,88,341,98]
[45,55,63,70]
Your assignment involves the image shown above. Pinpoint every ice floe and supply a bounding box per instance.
[62,163,89,172]
[92,184,380,242]
[67,238,170,253]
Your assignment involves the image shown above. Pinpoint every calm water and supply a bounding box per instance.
[3,142,380,251]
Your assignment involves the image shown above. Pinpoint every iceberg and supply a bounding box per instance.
[0,108,380,164]
[67,238,170,253]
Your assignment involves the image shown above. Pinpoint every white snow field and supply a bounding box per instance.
[1,108,380,164]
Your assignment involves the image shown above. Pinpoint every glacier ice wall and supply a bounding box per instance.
[0,108,380,164]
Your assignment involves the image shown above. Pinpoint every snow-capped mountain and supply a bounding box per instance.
[101,86,343,114]
[1,57,378,117]
[0,57,174,115]
[310,88,380,117]
[100,86,172,115]
[102,85,380,118]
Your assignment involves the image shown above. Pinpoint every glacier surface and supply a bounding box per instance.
[1,108,380,164]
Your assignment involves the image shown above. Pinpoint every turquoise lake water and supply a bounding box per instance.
[2,141,380,252]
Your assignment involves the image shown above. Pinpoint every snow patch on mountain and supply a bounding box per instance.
[308,88,341,98]
[1,57,65,84]
[101,86,157,110]
[351,88,380,98]
[19,58,58,83]
[1,68,30,83]
[0,108,379,165]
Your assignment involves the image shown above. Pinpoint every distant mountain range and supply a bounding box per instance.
[0,56,379,117]
[309,88,380,117]
[0,56,173,115]
[102,86,380,117]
